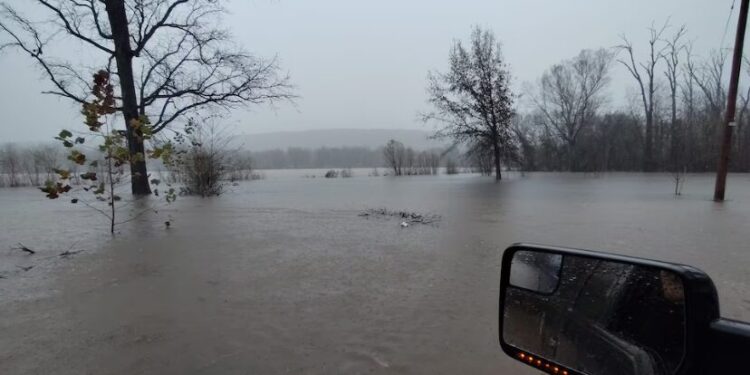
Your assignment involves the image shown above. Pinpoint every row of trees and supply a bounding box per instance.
[249,147,383,169]
[2,137,472,188]
[425,24,750,176]
[518,25,750,173]
[0,134,257,193]
[382,139,442,176]
[0,143,60,187]
[247,143,458,171]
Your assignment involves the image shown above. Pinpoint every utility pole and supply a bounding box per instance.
[715,0,750,201]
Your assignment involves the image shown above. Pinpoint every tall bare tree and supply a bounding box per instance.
[737,59,750,170]
[617,23,669,171]
[688,49,728,120]
[0,0,293,194]
[662,25,687,171]
[424,26,514,180]
[383,139,406,176]
[531,48,613,171]
[686,49,728,169]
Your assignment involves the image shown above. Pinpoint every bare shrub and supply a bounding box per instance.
[673,167,687,196]
[445,159,459,175]
[176,123,230,197]
[182,148,225,196]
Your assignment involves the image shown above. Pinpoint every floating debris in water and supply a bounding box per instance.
[359,208,441,226]
[59,249,85,258]
[11,243,35,255]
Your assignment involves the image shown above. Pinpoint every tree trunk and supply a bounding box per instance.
[644,111,654,171]
[567,141,575,172]
[670,93,678,171]
[493,137,502,181]
[104,0,151,195]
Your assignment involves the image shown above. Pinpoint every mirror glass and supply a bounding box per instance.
[503,251,686,375]
[509,250,563,294]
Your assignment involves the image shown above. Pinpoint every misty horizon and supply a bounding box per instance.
[0,0,739,142]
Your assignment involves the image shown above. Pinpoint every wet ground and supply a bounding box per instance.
[1,172,749,374]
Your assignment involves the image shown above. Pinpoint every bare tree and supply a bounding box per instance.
[445,158,459,175]
[425,151,440,175]
[512,114,540,172]
[689,49,728,120]
[736,58,750,170]
[37,144,61,182]
[383,139,405,176]
[22,146,42,186]
[424,26,514,180]
[662,25,687,171]
[0,143,22,187]
[0,0,293,195]
[617,22,669,171]
[531,49,613,171]
[685,49,728,169]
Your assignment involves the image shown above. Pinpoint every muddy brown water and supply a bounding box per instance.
[1,172,749,374]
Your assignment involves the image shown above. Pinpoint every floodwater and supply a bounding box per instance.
[1,171,749,374]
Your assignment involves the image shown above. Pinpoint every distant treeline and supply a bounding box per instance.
[0,141,472,188]
[246,146,467,170]
[248,147,384,169]
[0,141,259,188]
[0,143,63,187]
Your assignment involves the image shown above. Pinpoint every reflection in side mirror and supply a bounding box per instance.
[502,248,687,375]
[509,250,563,294]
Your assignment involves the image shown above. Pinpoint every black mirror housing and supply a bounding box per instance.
[499,243,721,375]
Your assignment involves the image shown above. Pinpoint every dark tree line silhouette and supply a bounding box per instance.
[429,25,750,175]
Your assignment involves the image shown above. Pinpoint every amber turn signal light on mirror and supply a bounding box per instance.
[517,352,570,375]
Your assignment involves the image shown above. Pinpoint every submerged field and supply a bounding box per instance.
[1,171,749,374]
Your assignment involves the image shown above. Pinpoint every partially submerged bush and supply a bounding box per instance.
[169,123,262,196]
[445,159,459,175]
[180,146,225,197]
[324,170,338,178]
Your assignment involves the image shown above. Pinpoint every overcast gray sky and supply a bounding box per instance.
[0,0,739,142]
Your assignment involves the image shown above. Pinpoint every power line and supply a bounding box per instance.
[721,0,738,49]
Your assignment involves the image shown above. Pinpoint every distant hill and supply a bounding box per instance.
[234,128,447,151]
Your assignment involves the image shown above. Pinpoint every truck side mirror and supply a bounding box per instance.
[499,244,721,375]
